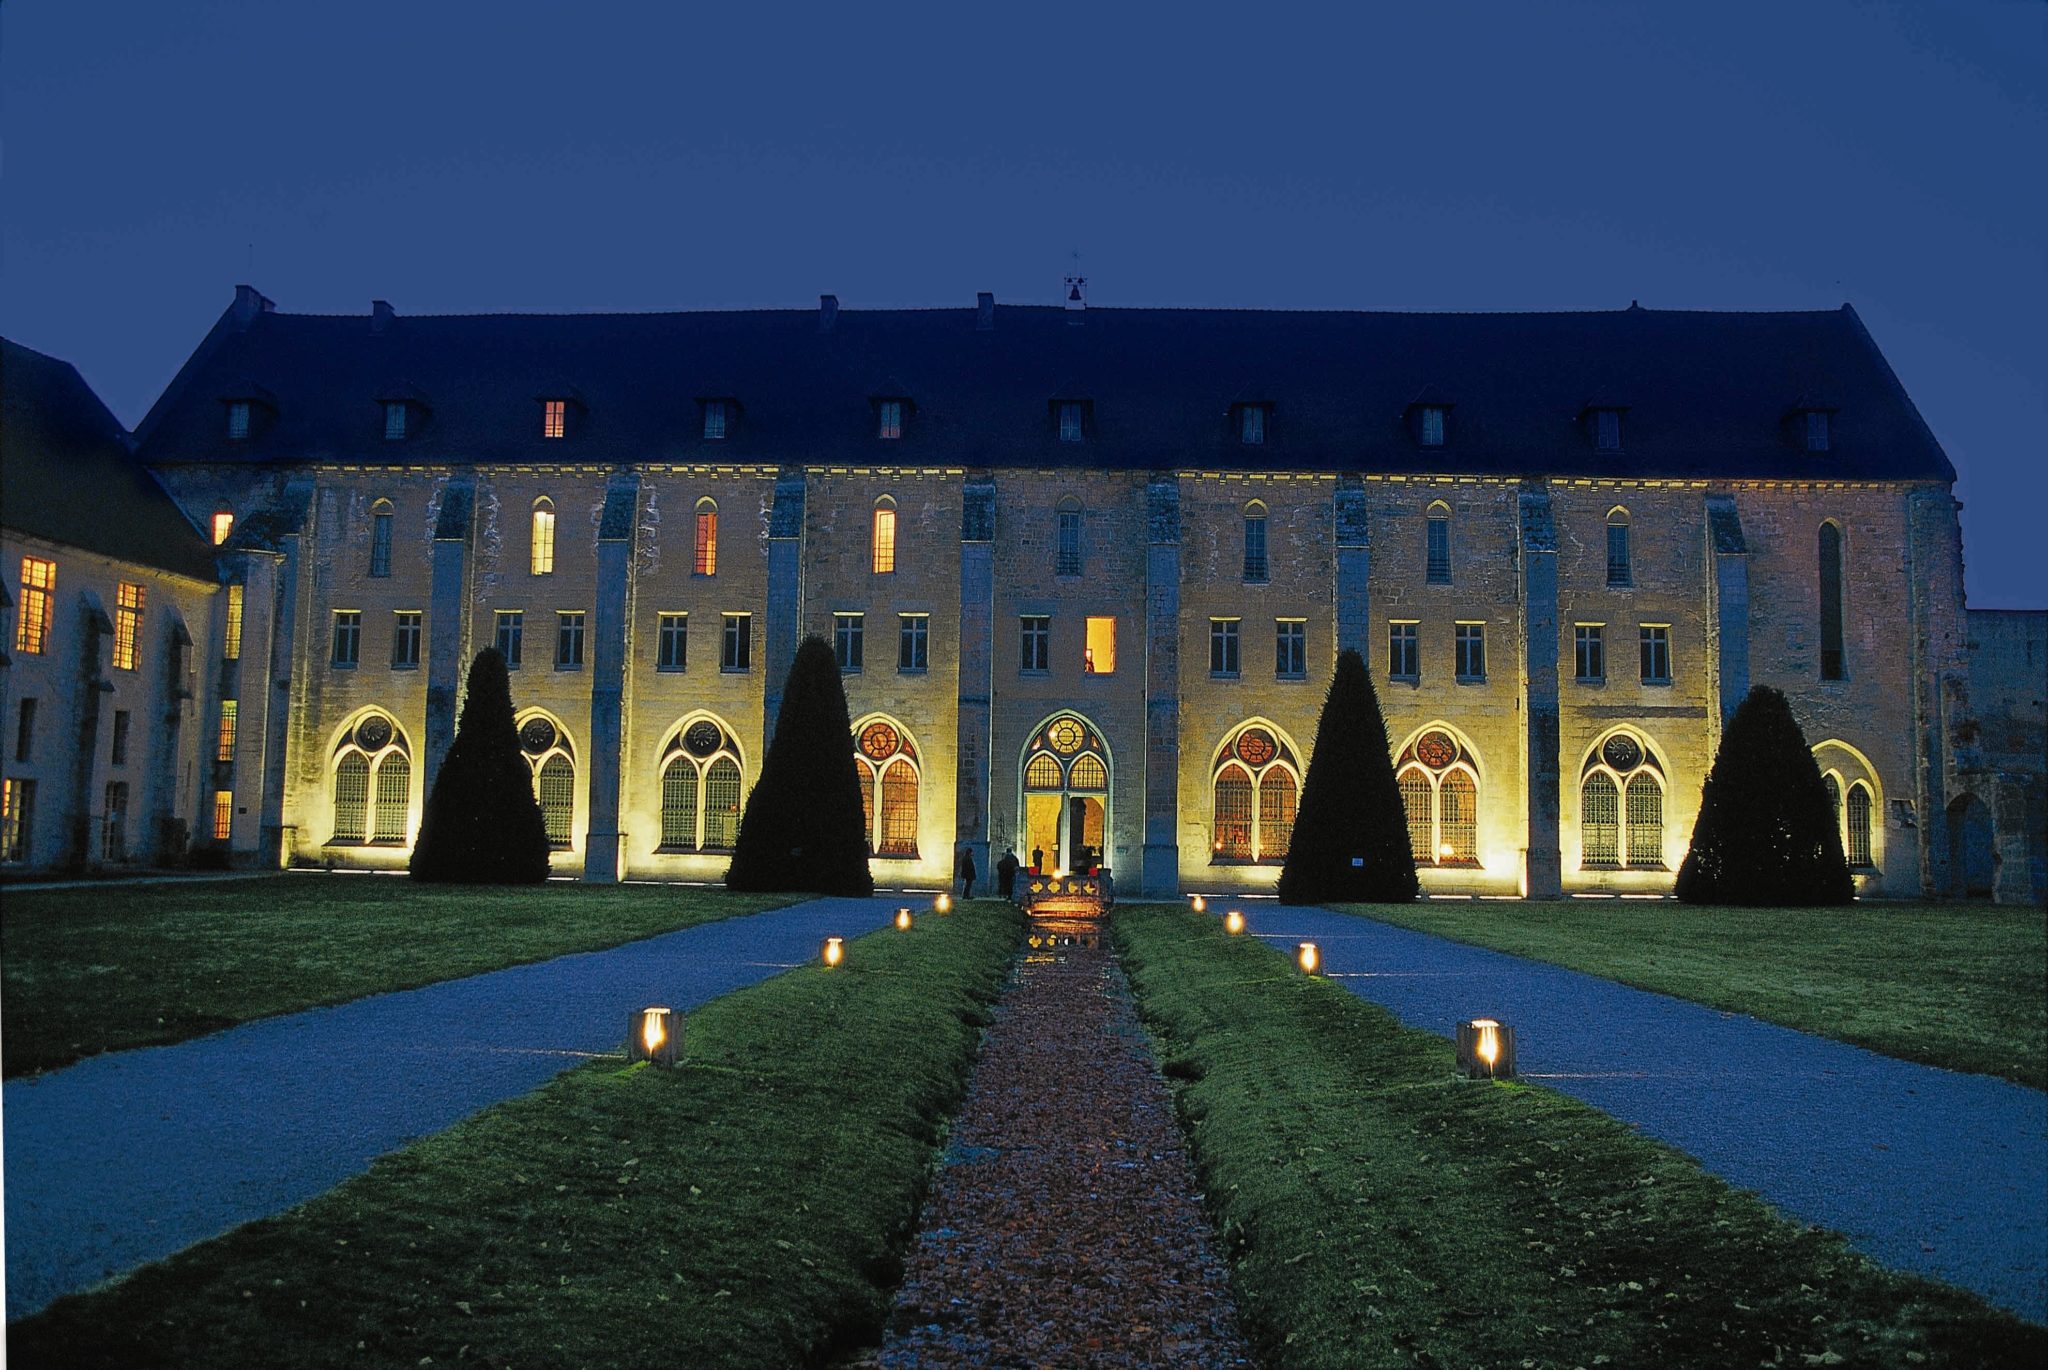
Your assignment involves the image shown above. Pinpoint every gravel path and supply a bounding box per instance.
[2,895,898,1320]
[867,915,1252,1368]
[1245,904,2048,1324]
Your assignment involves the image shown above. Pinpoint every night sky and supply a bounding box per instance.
[3,2,2041,606]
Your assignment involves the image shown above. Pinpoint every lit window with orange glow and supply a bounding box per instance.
[105,583,144,670]
[212,511,235,545]
[530,499,556,575]
[217,699,238,762]
[212,789,234,841]
[15,557,55,655]
[542,399,567,439]
[694,499,717,576]
[872,498,897,574]
[1084,617,1116,674]
[223,584,244,661]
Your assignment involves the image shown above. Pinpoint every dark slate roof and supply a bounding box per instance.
[2,337,218,581]
[133,295,1955,482]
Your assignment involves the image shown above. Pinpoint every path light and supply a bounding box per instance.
[1297,942,1323,976]
[935,893,953,914]
[1456,1018,1517,1080]
[1190,894,1207,913]
[895,907,914,931]
[626,1006,680,1067]
[1224,909,1246,935]
[822,936,844,968]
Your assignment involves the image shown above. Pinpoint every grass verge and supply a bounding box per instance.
[1116,903,2046,1370]
[1,876,797,1076]
[8,899,1024,1369]
[1333,900,2047,1089]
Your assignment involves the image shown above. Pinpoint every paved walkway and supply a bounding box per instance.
[1246,905,2048,1324]
[2,895,898,1319]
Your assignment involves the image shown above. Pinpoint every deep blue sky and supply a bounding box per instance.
[4,2,2042,605]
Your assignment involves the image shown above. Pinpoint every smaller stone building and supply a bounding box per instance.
[1952,609,2046,904]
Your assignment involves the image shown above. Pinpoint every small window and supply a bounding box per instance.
[872,498,897,574]
[332,610,362,667]
[213,789,234,842]
[15,698,36,762]
[1420,406,1446,448]
[1056,497,1083,577]
[1239,404,1268,445]
[1020,615,1050,673]
[694,499,718,576]
[658,613,688,671]
[496,610,524,669]
[383,402,407,441]
[1606,508,1632,586]
[110,709,130,766]
[530,500,556,575]
[391,610,422,669]
[898,613,929,672]
[1819,523,1846,681]
[1806,410,1831,452]
[1058,401,1086,443]
[1455,622,1486,681]
[703,399,729,441]
[15,556,55,655]
[224,584,244,661]
[1426,502,1452,584]
[1209,618,1241,677]
[1595,408,1623,451]
[721,613,752,672]
[877,399,904,440]
[1575,624,1606,682]
[1388,621,1419,679]
[226,401,251,441]
[1640,625,1671,684]
[217,699,238,763]
[1,778,35,863]
[556,611,586,670]
[112,582,144,671]
[542,399,567,439]
[370,501,394,578]
[1243,502,1269,583]
[1084,617,1116,674]
[212,511,235,546]
[1275,619,1306,678]
[835,613,865,673]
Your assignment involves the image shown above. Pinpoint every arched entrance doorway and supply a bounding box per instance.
[1021,714,1110,876]
[1947,793,1995,897]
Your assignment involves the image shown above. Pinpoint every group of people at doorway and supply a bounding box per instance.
[951,842,1099,901]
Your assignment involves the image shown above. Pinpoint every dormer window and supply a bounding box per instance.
[1595,408,1623,451]
[212,510,235,545]
[1805,410,1831,452]
[227,401,251,441]
[1059,401,1086,443]
[877,399,905,440]
[383,402,407,441]
[703,399,730,440]
[1238,403,1268,445]
[542,399,567,440]
[1420,406,1446,448]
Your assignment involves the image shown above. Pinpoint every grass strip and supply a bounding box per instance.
[1116,903,2046,1370]
[9,900,1024,1370]
[1335,900,2047,1089]
[1,876,797,1076]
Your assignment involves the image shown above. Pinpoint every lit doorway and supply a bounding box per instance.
[1021,714,1110,876]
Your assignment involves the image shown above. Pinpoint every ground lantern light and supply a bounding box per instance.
[895,907,914,931]
[1297,942,1322,975]
[1224,909,1246,935]
[626,1006,680,1067]
[934,893,953,914]
[1190,894,1207,913]
[1456,1018,1517,1080]
[822,936,845,968]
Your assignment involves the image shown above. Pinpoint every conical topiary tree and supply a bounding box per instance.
[725,635,874,895]
[410,647,551,884]
[1278,648,1419,904]
[1676,685,1853,906]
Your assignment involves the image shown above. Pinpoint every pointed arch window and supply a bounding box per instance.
[658,718,744,852]
[1818,756,1880,872]
[872,496,898,574]
[370,499,395,578]
[1606,507,1632,586]
[1425,501,1452,584]
[1210,724,1299,863]
[1243,501,1269,583]
[1397,728,1481,866]
[330,713,411,845]
[694,498,718,576]
[517,714,576,848]
[1819,522,1845,680]
[530,498,556,576]
[1580,732,1664,869]
[856,720,921,857]
[1056,495,1083,577]
[1845,783,1874,868]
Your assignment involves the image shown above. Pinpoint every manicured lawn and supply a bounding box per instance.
[1117,905,2046,1370]
[0,875,798,1077]
[1333,900,2048,1089]
[8,901,1025,1369]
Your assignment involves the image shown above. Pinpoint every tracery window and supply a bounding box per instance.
[331,713,411,845]
[1818,754,1880,871]
[658,718,744,852]
[1580,731,1664,870]
[854,719,922,857]
[1397,728,1481,866]
[517,713,576,849]
[1210,724,1298,863]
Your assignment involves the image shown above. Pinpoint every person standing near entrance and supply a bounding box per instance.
[1031,844,1045,874]
[996,847,1020,901]
[956,846,977,900]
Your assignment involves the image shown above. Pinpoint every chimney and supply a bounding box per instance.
[819,294,839,332]
[371,300,395,333]
[976,291,995,331]
[231,284,275,330]
[1064,275,1087,323]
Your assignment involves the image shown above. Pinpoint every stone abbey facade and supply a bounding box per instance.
[3,288,2042,903]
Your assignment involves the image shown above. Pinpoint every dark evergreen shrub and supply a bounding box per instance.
[726,636,874,895]
[410,648,551,884]
[1676,685,1853,906]
[1278,648,1420,905]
